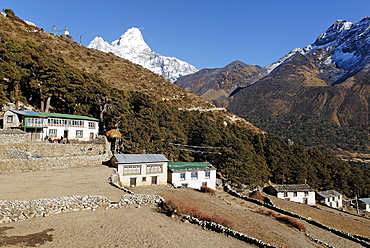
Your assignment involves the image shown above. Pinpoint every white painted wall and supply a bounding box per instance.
[169,169,216,190]
[277,191,315,205]
[118,162,168,187]
[324,195,343,208]
[45,121,99,141]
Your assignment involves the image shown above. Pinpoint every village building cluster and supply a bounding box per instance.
[1,110,370,211]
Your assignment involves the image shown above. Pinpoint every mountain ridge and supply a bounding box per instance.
[174,17,370,154]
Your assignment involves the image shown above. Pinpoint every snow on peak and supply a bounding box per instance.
[314,20,354,46]
[266,17,370,74]
[88,27,198,82]
[112,27,150,51]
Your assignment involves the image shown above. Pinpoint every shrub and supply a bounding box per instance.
[256,208,306,232]
[248,190,265,201]
[200,186,216,196]
[164,198,234,228]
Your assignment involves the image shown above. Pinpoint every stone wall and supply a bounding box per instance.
[0,133,112,173]
[0,155,111,173]
[0,194,164,223]
[0,137,110,159]
[0,130,27,145]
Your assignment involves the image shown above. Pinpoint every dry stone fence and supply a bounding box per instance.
[0,130,111,173]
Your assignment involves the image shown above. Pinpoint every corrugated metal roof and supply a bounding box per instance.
[316,190,341,198]
[8,110,99,121]
[359,198,370,205]
[270,184,314,192]
[41,112,99,121]
[10,110,44,117]
[114,154,169,164]
[168,162,215,171]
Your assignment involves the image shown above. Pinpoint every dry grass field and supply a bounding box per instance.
[0,165,369,247]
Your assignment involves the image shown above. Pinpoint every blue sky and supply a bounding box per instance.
[2,0,370,69]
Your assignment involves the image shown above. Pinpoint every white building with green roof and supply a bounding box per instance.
[168,162,217,190]
[3,110,99,141]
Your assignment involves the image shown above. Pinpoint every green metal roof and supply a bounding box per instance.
[168,162,215,171]
[41,112,99,121]
[9,110,99,121]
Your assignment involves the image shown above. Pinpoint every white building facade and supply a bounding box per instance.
[264,184,316,205]
[3,110,99,141]
[111,154,169,187]
[316,190,343,208]
[168,162,217,190]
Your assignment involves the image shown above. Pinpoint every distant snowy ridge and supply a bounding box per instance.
[88,27,198,82]
[265,17,370,83]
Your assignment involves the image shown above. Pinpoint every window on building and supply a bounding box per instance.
[284,192,288,197]
[147,164,162,173]
[123,165,141,174]
[304,191,309,197]
[88,122,95,129]
[142,177,146,182]
[180,173,185,180]
[49,129,57,137]
[76,130,83,138]
[28,117,46,126]
[6,115,13,123]
[191,172,198,179]
[205,171,211,179]
[293,192,298,197]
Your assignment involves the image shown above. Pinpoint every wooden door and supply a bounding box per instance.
[151,176,157,185]
[130,177,137,187]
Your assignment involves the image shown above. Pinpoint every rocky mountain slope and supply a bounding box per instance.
[177,17,370,154]
[88,27,198,82]
[174,60,267,101]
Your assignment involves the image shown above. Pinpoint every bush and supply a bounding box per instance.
[200,185,216,196]
[257,208,306,232]
[164,198,234,228]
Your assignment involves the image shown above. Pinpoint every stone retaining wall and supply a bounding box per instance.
[0,154,111,173]
[0,140,110,159]
[0,195,111,223]
[0,131,27,145]
[0,134,112,174]
[0,194,164,223]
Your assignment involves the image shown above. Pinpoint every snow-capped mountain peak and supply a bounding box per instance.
[88,27,198,82]
[314,20,354,46]
[111,27,150,51]
[266,17,370,82]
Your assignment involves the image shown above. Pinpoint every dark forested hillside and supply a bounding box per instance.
[0,10,369,197]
